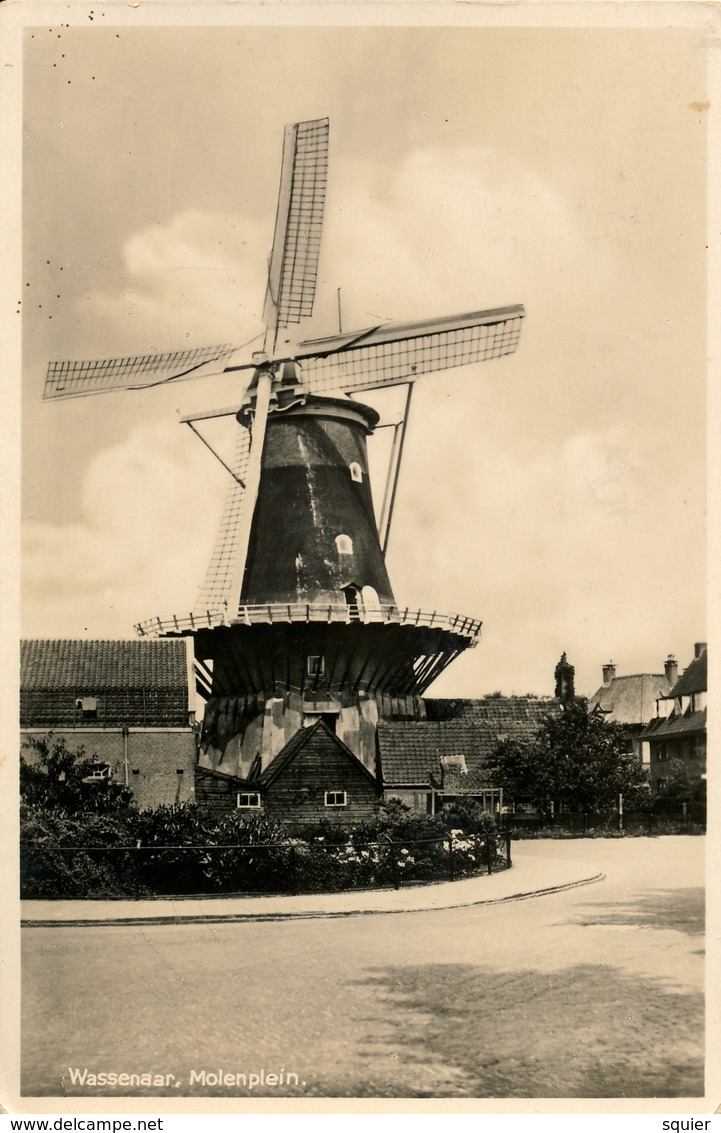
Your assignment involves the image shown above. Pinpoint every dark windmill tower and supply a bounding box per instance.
[43,119,525,788]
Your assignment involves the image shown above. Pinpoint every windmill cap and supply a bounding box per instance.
[239,392,380,431]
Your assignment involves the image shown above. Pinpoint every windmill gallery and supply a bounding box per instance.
[35,118,527,826]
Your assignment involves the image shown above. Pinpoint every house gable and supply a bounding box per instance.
[587,673,671,726]
[258,720,380,825]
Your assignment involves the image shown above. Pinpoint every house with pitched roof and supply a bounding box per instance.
[20,639,198,809]
[587,656,676,760]
[640,643,707,796]
[195,719,381,823]
[377,695,560,815]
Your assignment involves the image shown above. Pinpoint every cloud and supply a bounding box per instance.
[22,421,228,637]
[24,140,705,697]
[85,209,270,351]
[386,414,705,696]
[79,143,607,361]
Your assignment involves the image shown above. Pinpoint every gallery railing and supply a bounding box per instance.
[135,603,482,640]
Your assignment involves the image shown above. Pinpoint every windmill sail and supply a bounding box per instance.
[192,422,253,615]
[263,117,329,341]
[43,115,526,637]
[43,343,237,401]
[294,305,525,395]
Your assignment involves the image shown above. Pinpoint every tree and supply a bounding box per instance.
[654,757,695,803]
[20,734,135,814]
[493,700,650,814]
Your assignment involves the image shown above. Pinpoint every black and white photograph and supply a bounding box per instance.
[2,0,718,1116]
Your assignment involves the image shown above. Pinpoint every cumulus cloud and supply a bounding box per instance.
[22,421,229,637]
[86,209,270,351]
[80,143,607,362]
[385,412,704,696]
[24,141,705,696]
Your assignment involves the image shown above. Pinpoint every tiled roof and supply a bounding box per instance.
[21,639,190,689]
[195,765,252,786]
[669,650,707,697]
[380,697,558,788]
[587,673,671,725]
[20,639,190,728]
[425,697,560,723]
[641,708,707,741]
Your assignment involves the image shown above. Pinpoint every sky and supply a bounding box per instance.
[17,14,710,700]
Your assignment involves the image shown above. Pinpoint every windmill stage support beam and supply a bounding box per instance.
[381,383,414,556]
[225,369,273,611]
[184,421,246,486]
[179,404,243,424]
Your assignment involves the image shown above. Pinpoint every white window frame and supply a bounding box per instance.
[324,790,347,808]
[349,462,363,483]
[76,696,98,720]
[236,792,262,809]
[86,763,111,782]
[307,655,325,678]
[335,534,353,555]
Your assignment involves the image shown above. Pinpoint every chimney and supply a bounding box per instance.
[664,654,678,685]
[694,642,707,659]
[602,661,616,685]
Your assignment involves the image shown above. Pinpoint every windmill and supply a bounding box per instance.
[44,117,525,778]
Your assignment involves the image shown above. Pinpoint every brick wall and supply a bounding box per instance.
[21,729,197,810]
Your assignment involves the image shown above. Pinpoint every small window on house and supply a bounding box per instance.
[237,792,261,809]
[349,462,363,483]
[325,790,347,808]
[82,761,111,783]
[76,696,98,720]
[440,754,468,774]
[657,777,667,791]
[307,655,325,678]
[335,534,353,555]
[131,769,140,776]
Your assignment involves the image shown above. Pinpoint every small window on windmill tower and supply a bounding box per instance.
[349,462,363,483]
[335,534,353,555]
[75,696,98,720]
[307,655,325,678]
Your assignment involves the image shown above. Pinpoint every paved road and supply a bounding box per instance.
[21,837,705,1100]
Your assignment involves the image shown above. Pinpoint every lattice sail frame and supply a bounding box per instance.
[192,422,253,615]
[264,118,329,339]
[43,343,237,402]
[296,307,524,395]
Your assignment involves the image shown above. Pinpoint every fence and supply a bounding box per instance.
[20,830,512,900]
[505,801,706,836]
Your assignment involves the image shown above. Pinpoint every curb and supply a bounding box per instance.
[21,870,605,928]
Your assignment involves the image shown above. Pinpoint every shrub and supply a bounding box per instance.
[20,735,135,815]
[20,804,139,898]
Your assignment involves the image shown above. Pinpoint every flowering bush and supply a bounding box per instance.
[20,794,509,898]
